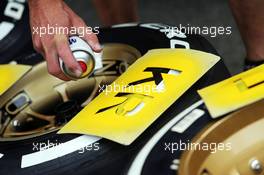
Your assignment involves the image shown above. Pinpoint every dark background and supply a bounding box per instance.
[66,0,245,75]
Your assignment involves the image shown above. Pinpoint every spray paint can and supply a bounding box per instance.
[60,36,102,79]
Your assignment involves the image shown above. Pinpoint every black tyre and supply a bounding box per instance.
[0,23,230,175]
[0,0,33,63]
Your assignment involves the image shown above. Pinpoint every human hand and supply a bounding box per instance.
[28,0,101,80]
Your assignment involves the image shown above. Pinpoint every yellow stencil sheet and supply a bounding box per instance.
[198,64,264,118]
[0,64,31,96]
[59,49,220,145]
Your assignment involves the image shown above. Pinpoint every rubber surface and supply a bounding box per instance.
[0,0,33,63]
[0,23,230,175]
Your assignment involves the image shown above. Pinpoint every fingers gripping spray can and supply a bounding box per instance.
[60,36,102,79]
